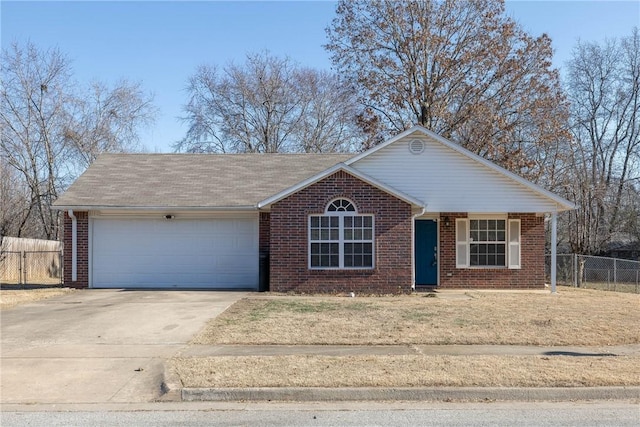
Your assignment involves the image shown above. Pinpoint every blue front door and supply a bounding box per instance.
[415,220,438,286]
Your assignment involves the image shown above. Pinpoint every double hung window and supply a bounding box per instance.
[456,217,520,269]
[309,199,374,269]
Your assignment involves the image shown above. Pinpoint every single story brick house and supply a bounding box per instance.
[52,126,574,293]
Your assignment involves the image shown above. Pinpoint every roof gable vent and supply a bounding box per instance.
[408,139,425,154]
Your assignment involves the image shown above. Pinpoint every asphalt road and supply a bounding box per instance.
[2,401,638,426]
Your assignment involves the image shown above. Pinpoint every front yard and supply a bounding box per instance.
[173,288,640,389]
[192,288,639,346]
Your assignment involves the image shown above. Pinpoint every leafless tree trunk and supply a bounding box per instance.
[1,42,156,240]
[565,28,640,254]
[1,43,71,239]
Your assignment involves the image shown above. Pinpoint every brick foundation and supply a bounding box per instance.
[269,170,413,294]
[438,212,545,289]
[63,211,89,288]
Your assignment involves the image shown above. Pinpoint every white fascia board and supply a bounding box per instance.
[51,205,258,212]
[347,125,575,212]
[257,163,426,209]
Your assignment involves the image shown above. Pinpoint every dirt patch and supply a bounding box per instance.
[193,288,640,346]
[0,287,75,310]
[173,355,640,388]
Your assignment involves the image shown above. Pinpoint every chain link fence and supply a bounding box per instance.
[546,254,640,293]
[0,250,63,286]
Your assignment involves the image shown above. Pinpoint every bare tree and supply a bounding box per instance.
[63,79,156,169]
[1,42,156,240]
[176,51,361,153]
[1,43,71,239]
[0,155,30,238]
[290,68,360,153]
[564,28,640,254]
[325,0,570,181]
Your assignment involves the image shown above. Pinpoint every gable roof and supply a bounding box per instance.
[53,126,574,213]
[52,153,353,210]
[346,126,575,211]
[257,163,426,209]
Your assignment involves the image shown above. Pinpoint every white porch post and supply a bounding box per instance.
[68,210,77,282]
[550,212,557,293]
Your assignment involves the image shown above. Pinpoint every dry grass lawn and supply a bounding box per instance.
[193,288,640,346]
[0,287,75,310]
[177,288,640,388]
[173,355,640,388]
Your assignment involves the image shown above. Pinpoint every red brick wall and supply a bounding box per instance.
[63,211,89,288]
[438,213,545,289]
[269,170,413,294]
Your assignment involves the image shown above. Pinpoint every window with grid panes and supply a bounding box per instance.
[309,199,374,269]
[469,219,506,266]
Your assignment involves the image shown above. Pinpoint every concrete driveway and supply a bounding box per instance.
[0,290,244,404]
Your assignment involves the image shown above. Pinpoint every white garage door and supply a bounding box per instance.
[91,217,258,289]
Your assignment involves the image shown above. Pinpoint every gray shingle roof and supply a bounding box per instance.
[53,153,353,209]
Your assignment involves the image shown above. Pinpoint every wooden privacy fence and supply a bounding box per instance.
[0,237,63,286]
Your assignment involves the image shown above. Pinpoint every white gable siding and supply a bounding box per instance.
[351,134,559,213]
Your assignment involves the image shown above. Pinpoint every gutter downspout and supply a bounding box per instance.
[68,210,77,282]
[411,206,427,291]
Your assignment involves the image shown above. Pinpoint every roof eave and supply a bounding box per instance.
[51,205,258,212]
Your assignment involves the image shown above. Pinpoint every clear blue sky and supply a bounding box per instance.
[2,1,639,153]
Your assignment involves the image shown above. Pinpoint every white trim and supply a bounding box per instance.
[325,198,357,213]
[88,216,93,289]
[508,219,522,269]
[88,210,258,219]
[258,163,426,210]
[414,218,440,287]
[468,213,508,220]
[308,203,375,270]
[436,219,440,286]
[551,212,557,293]
[52,205,257,212]
[68,210,77,282]
[456,216,519,269]
[455,218,469,268]
[410,207,427,289]
[346,126,575,212]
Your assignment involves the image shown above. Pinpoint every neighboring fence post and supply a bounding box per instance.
[573,253,578,287]
[577,256,584,288]
[22,251,26,285]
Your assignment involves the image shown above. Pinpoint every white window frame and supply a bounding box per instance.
[308,199,375,270]
[455,216,521,269]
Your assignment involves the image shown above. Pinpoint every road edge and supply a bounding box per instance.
[181,386,640,402]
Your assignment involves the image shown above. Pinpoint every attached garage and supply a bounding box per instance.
[90,216,258,289]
